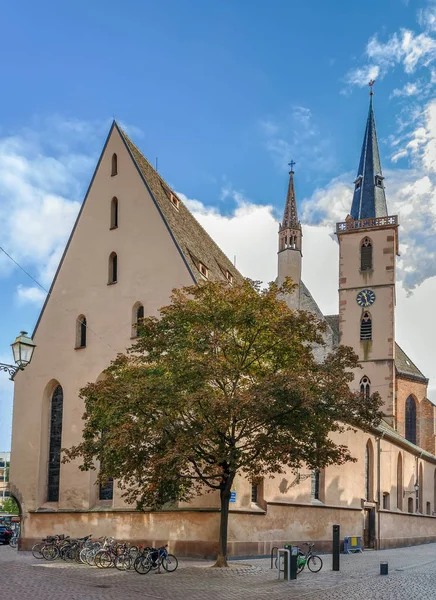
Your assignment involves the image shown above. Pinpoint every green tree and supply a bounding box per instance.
[0,497,19,515]
[64,280,382,567]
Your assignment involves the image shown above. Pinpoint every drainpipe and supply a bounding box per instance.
[377,433,385,550]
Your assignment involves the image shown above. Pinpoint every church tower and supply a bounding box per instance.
[336,89,399,424]
[277,166,302,309]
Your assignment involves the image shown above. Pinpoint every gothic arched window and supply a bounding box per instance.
[108,252,118,283]
[360,237,373,271]
[360,376,371,399]
[360,312,372,341]
[48,385,64,502]
[365,440,374,501]
[110,197,118,229]
[76,315,87,348]
[405,396,417,445]
[111,153,118,176]
[99,477,114,501]
[397,453,403,510]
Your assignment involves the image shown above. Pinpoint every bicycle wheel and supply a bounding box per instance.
[42,545,60,561]
[98,550,114,569]
[115,554,131,571]
[9,537,18,549]
[162,554,178,572]
[129,545,139,558]
[32,543,45,559]
[134,555,152,575]
[307,555,323,573]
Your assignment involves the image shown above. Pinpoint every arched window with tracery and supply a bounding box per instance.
[110,197,118,229]
[405,396,417,445]
[108,252,118,283]
[397,453,403,510]
[360,237,373,271]
[365,440,374,501]
[111,153,117,176]
[360,376,371,399]
[360,312,372,341]
[48,385,64,502]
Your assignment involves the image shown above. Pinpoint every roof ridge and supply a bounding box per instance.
[115,123,243,283]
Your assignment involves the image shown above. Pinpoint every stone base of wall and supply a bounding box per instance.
[18,505,436,558]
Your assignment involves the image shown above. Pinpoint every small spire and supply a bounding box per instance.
[281,162,300,230]
[349,85,388,220]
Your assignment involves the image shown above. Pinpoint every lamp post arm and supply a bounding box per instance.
[0,363,19,379]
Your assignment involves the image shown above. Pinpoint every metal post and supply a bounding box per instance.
[290,546,298,579]
[332,524,340,571]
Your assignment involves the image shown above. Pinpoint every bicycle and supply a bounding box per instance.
[296,542,323,573]
[134,545,178,575]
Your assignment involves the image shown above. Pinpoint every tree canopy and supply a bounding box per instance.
[64,279,382,566]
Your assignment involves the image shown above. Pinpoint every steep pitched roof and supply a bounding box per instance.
[116,123,242,285]
[324,314,340,347]
[350,94,388,220]
[395,343,428,384]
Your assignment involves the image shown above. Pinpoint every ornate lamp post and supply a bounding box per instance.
[0,331,36,379]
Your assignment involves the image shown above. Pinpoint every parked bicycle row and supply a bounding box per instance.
[31,534,178,574]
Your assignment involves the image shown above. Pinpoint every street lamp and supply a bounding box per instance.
[0,331,36,379]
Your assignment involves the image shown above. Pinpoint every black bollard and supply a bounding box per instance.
[380,561,388,575]
[290,546,298,579]
[332,524,340,571]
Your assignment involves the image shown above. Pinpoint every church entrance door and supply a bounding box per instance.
[363,508,376,549]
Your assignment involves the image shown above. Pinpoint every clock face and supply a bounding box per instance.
[356,289,376,308]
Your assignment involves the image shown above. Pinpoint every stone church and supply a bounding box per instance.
[10,93,436,555]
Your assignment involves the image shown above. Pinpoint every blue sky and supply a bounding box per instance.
[2,0,436,448]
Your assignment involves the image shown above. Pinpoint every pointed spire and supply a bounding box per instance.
[350,89,388,220]
[280,165,300,231]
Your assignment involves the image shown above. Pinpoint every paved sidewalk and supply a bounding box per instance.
[3,543,436,599]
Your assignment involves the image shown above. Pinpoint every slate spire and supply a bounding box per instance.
[350,92,388,220]
[280,166,300,231]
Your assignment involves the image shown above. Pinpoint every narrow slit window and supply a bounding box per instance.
[76,315,87,348]
[111,153,117,176]
[133,303,144,337]
[360,237,373,271]
[110,197,118,229]
[225,270,233,284]
[360,312,372,341]
[375,176,383,187]
[109,252,118,283]
[405,396,417,445]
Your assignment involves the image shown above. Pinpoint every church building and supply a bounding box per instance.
[10,92,436,555]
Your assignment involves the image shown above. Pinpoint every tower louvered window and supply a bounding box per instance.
[360,312,372,341]
[360,238,373,271]
[48,385,63,502]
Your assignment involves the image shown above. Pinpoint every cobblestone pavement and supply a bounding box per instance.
[3,543,436,599]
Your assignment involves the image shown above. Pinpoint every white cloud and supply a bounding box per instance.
[0,117,103,297]
[391,82,422,97]
[418,5,436,32]
[345,23,436,87]
[16,285,47,306]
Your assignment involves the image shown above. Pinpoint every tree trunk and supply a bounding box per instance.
[213,475,234,567]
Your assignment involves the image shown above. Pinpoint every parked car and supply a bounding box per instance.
[0,527,13,545]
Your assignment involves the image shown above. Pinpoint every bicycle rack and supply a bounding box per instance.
[270,546,279,569]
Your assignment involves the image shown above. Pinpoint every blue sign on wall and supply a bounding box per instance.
[230,491,236,503]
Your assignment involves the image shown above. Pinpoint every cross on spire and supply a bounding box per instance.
[288,160,296,172]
